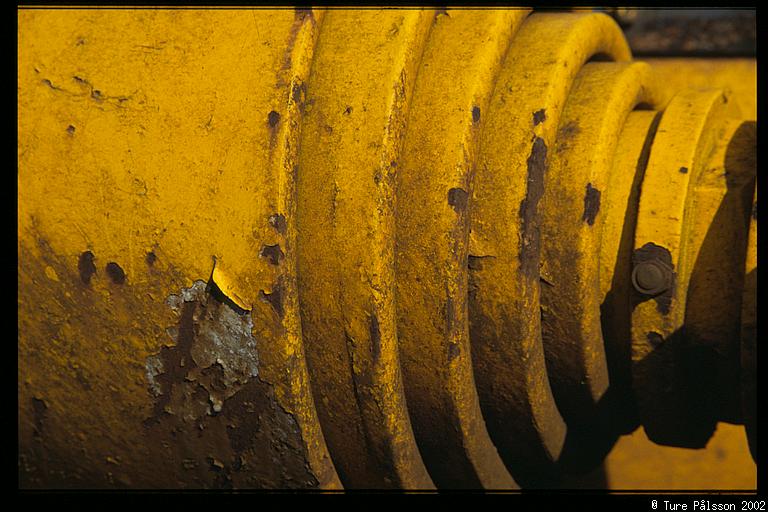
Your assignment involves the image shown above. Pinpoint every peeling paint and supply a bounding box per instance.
[78,251,97,285]
[145,355,164,397]
[18,8,756,490]
[269,213,288,235]
[447,187,469,213]
[582,183,601,226]
[518,136,547,280]
[146,280,259,422]
[139,278,319,488]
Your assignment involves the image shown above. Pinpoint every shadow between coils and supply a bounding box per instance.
[632,120,755,449]
[632,325,717,448]
[554,386,626,478]
[537,111,660,483]
[684,120,755,426]
[596,112,663,441]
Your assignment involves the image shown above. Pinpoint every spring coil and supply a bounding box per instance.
[18,8,755,489]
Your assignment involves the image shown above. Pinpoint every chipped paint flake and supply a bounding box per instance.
[146,279,259,422]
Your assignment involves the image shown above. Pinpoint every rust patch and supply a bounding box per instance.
[387,21,400,39]
[222,377,319,488]
[447,187,469,213]
[646,331,665,348]
[518,136,548,280]
[145,280,259,423]
[259,279,285,319]
[291,81,307,108]
[105,262,126,284]
[582,183,601,226]
[467,254,494,271]
[78,250,97,285]
[277,8,315,83]
[532,109,546,126]
[556,121,580,152]
[269,213,287,235]
[267,111,281,128]
[632,242,676,315]
[448,342,460,362]
[141,279,318,488]
[294,7,315,23]
[260,244,285,266]
[559,121,579,138]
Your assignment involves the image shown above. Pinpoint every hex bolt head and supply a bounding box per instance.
[632,260,672,296]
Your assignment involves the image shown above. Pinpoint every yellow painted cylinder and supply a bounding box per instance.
[18,7,756,489]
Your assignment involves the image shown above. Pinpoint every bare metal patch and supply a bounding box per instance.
[145,355,164,397]
[146,280,259,421]
[143,279,319,488]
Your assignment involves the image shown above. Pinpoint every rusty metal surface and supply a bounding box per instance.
[536,61,660,477]
[18,7,340,490]
[294,9,436,489]
[17,8,756,490]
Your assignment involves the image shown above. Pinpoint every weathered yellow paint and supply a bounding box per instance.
[468,12,631,487]
[631,88,731,448]
[19,7,340,489]
[395,8,528,489]
[598,110,660,437]
[647,58,756,120]
[683,119,755,425]
[538,61,660,472]
[541,61,658,411]
[295,8,435,489]
[18,7,757,490]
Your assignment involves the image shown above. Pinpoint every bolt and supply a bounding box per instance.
[632,259,672,296]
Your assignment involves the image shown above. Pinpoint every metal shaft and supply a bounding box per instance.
[18,8,756,489]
